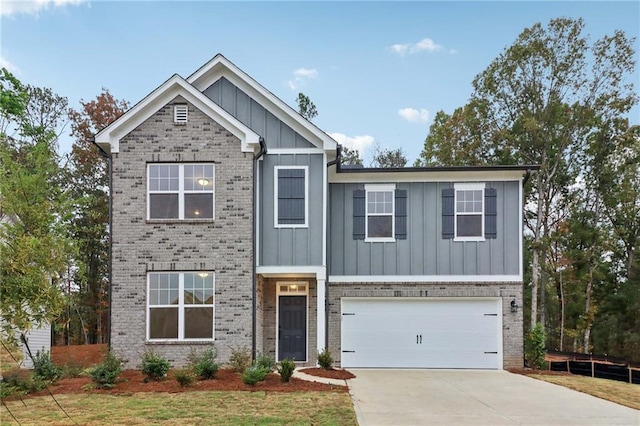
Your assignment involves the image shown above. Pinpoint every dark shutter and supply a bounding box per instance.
[395,189,407,240]
[353,189,365,240]
[442,188,455,239]
[484,187,497,239]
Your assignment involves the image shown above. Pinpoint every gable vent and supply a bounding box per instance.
[174,104,188,124]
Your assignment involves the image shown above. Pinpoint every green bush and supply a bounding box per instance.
[277,359,296,383]
[525,323,547,369]
[32,350,60,382]
[228,346,252,373]
[317,348,333,369]
[59,363,84,379]
[141,350,171,381]
[0,368,46,396]
[173,369,195,387]
[241,365,270,385]
[254,353,275,372]
[88,352,122,389]
[189,347,219,380]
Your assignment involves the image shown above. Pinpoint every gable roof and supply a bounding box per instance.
[187,54,337,152]
[95,74,261,154]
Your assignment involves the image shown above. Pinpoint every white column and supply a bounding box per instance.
[317,277,326,354]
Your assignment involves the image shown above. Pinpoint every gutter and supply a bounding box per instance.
[336,164,541,174]
[252,137,267,360]
[90,137,112,350]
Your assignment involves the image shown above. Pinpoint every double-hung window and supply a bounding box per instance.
[365,184,395,241]
[454,183,484,240]
[275,166,308,227]
[148,164,214,220]
[147,272,215,341]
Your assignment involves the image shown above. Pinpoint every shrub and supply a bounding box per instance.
[59,363,84,379]
[317,348,333,369]
[189,347,219,380]
[241,365,270,385]
[173,369,195,387]
[88,352,122,389]
[228,346,252,373]
[0,368,45,395]
[254,353,275,372]
[525,323,547,369]
[141,350,171,381]
[32,350,60,382]
[277,359,296,383]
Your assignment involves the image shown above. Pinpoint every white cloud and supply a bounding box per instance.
[389,37,450,55]
[288,67,318,90]
[329,133,375,155]
[398,107,429,124]
[0,55,19,73]
[0,0,85,17]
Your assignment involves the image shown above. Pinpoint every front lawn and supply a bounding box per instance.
[2,390,357,425]
[530,374,640,410]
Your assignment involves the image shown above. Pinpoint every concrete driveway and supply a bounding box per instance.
[348,369,639,425]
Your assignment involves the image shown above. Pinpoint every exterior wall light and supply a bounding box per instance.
[510,299,519,313]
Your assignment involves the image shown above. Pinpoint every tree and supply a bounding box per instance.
[0,70,74,348]
[470,18,637,330]
[65,89,128,344]
[340,146,363,166]
[371,145,407,168]
[296,93,317,120]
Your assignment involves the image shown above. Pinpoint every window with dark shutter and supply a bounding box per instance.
[442,188,455,239]
[443,183,492,241]
[353,189,366,240]
[276,167,307,227]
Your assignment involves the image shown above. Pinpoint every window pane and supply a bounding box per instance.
[149,307,178,339]
[368,216,393,238]
[185,165,214,191]
[185,194,213,219]
[150,194,179,219]
[184,307,213,339]
[457,215,482,237]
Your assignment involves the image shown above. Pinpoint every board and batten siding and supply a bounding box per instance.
[203,77,316,150]
[329,181,521,276]
[259,154,324,266]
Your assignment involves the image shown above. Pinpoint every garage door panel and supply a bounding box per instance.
[341,298,502,369]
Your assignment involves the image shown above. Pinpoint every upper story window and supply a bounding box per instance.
[147,272,214,341]
[148,164,214,220]
[275,166,308,228]
[365,184,395,241]
[454,183,485,240]
[174,104,188,124]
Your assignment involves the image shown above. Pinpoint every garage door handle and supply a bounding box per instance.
[416,334,419,344]
[420,335,422,344]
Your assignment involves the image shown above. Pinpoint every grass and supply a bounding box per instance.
[0,390,357,425]
[531,374,640,410]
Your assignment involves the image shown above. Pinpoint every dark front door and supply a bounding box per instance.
[278,295,307,361]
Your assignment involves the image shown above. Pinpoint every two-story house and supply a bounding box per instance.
[95,54,535,370]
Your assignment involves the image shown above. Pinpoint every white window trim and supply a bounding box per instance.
[364,184,396,242]
[275,281,309,362]
[274,166,308,228]
[454,182,485,242]
[147,163,215,221]
[146,272,215,342]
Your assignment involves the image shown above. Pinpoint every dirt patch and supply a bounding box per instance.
[508,368,572,377]
[300,368,356,380]
[51,344,107,368]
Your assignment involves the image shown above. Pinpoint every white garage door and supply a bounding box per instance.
[341,298,502,369]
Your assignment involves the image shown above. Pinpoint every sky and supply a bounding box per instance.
[1,1,639,164]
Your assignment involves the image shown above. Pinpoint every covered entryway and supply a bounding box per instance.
[341,298,502,369]
[277,282,308,361]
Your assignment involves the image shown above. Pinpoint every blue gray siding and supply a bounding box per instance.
[203,77,316,149]
[329,181,521,276]
[259,154,324,266]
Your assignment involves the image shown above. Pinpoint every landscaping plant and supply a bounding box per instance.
[278,359,296,383]
[526,323,547,369]
[32,350,60,382]
[241,364,270,385]
[228,345,252,373]
[254,353,275,372]
[88,352,123,389]
[189,347,219,379]
[141,350,171,381]
[173,369,195,387]
[317,348,333,369]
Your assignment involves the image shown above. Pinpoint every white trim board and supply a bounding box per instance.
[257,266,326,280]
[329,275,523,283]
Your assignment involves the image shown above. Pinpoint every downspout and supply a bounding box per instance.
[90,137,112,350]
[252,137,267,360]
[324,144,341,351]
[523,168,532,186]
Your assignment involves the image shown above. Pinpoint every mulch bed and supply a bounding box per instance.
[299,368,356,380]
[508,368,573,377]
[51,344,108,368]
